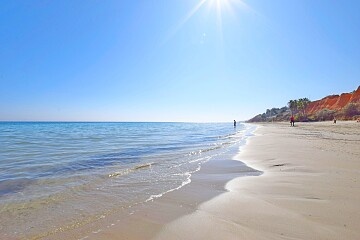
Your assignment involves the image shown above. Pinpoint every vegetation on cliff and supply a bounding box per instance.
[288,98,311,120]
[247,86,360,122]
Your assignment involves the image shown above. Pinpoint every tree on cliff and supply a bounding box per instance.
[288,98,311,120]
[288,100,298,115]
[297,98,311,118]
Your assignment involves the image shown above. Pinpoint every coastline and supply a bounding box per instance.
[154,121,360,240]
[0,122,250,240]
[41,121,360,239]
[44,124,259,240]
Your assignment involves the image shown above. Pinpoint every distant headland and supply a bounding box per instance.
[247,86,360,122]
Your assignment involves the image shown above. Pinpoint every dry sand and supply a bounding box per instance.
[154,121,360,240]
[58,121,360,240]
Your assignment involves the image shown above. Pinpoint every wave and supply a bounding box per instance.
[108,162,155,178]
[145,165,202,202]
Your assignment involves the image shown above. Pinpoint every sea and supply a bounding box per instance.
[0,122,256,239]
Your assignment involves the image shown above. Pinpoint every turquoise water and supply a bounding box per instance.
[0,122,255,239]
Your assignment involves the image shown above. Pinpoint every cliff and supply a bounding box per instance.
[306,86,360,116]
[247,86,360,122]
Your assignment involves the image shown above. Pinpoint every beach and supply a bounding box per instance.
[0,122,254,239]
[3,121,359,239]
[3,1,359,239]
[152,121,360,240]
[79,121,360,240]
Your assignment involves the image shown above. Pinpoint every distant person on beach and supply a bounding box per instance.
[290,116,295,127]
[333,118,337,124]
[234,120,236,127]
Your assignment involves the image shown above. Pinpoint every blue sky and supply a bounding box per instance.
[1,0,359,122]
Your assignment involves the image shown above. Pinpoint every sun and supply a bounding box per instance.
[163,0,251,45]
[185,0,250,31]
[204,0,247,43]
[206,0,245,13]
[207,0,250,21]
[212,0,231,9]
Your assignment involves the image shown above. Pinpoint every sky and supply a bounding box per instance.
[0,0,359,122]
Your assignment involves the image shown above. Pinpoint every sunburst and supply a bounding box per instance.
[163,0,251,44]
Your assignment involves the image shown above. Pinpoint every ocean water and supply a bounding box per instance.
[0,122,255,239]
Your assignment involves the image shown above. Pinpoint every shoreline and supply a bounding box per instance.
[37,121,360,239]
[154,121,360,240]
[45,125,259,240]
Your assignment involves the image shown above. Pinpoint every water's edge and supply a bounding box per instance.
[0,122,258,239]
[59,124,262,240]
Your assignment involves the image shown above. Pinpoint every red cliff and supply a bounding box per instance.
[306,86,360,117]
[247,86,360,122]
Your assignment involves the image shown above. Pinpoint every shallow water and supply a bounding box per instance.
[0,122,255,239]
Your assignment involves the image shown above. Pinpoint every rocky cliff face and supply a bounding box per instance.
[306,86,360,116]
[247,86,360,122]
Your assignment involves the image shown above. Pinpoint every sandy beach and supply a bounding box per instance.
[56,121,360,240]
[153,121,360,240]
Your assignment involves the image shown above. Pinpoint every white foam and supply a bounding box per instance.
[92,229,102,234]
[145,164,202,202]
[189,156,210,163]
[78,236,89,240]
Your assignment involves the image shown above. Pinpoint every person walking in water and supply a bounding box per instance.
[290,116,295,127]
[234,120,237,127]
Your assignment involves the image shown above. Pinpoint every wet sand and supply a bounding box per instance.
[154,121,360,240]
[50,121,360,240]
[48,140,260,240]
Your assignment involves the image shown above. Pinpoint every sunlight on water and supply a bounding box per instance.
[0,122,255,239]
